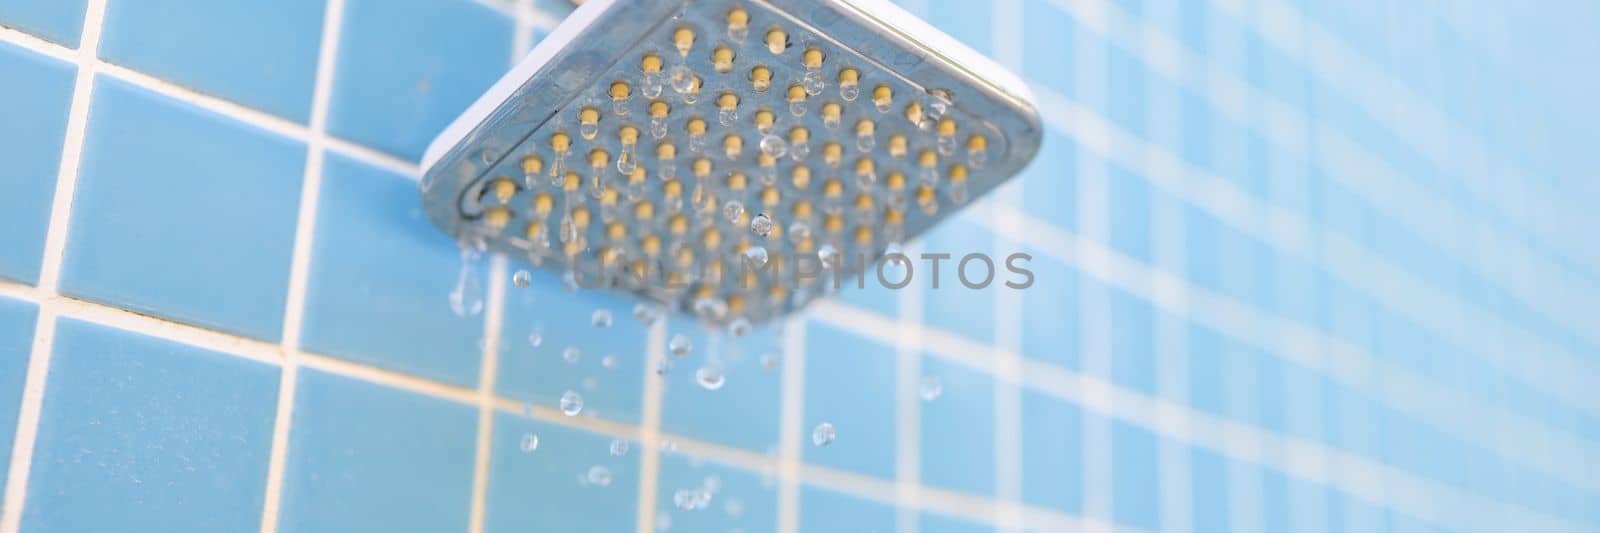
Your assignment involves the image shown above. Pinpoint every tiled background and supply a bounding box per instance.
[1,0,1597,532]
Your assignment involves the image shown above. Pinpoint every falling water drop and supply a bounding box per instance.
[601,355,618,369]
[695,364,726,390]
[811,422,835,446]
[560,390,583,416]
[562,347,581,364]
[449,243,485,317]
[633,303,662,325]
[727,318,752,338]
[742,246,768,268]
[919,376,944,401]
[586,465,612,487]
[527,329,543,348]
[512,269,532,288]
[668,334,693,357]
[519,432,539,452]
[750,214,774,238]
[610,439,630,457]
[592,309,613,328]
[760,352,779,371]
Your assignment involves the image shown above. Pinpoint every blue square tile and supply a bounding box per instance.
[1111,420,1159,530]
[799,485,895,533]
[659,319,781,452]
[0,43,73,284]
[803,321,896,479]
[918,221,995,344]
[1020,249,1078,368]
[300,153,484,386]
[1108,287,1156,394]
[919,355,994,495]
[497,269,646,424]
[0,0,85,46]
[1190,446,1229,532]
[1107,43,1147,138]
[61,77,304,341]
[1020,388,1082,513]
[0,297,37,495]
[21,318,279,533]
[484,413,638,533]
[328,0,513,159]
[921,511,995,533]
[98,0,326,121]
[654,450,777,532]
[279,369,476,533]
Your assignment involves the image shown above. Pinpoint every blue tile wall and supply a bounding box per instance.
[21,319,279,532]
[0,297,36,499]
[0,42,73,284]
[300,153,483,386]
[654,450,778,532]
[0,0,1595,532]
[278,369,476,533]
[61,77,304,341]
[327,0,512,160]
[98,0,325,122]
[0,0,85,47]
[483,414,639,533]
[498,268,647,424]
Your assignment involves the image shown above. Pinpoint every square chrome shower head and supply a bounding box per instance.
[421,0,1041,325]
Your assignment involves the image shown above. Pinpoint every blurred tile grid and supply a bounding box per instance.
[0,0,1596,532]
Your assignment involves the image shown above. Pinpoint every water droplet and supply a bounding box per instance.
[722,201,745,223]
[703,475,722,493]
[512,269,532,288]
[674,489,701,510]
[817,244,840,267]
[726,317,752,338]
[633,303,662,325]
[560,390,583,416]
[811,422,835,446]
[610,439,630,457]
[760,352,779,371]
[527,329,543,348]
[725,497,745,516]
[519,432,539,452]
[449,244,485,317]
[919,376,943,401]
[655,358,673,376]
[592,309,613,328]
[787,222,812,243]
[802,70,825,95]
[562,347,581,364]
[655,513,673,531]
[601,355,618,369]
[669,65,696,94]
[695,364,726,390]
[750,213,774,237]
[586,465,612,487]
[759,135,788,158]
[668,334,693,357]
[741,246,768,269]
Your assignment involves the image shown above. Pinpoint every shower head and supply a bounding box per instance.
[421,0,1041,325]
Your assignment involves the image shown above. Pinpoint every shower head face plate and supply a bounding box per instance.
[422,0,1041,325]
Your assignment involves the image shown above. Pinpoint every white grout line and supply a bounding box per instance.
[775,316,806,533]
[467,255,507,533]
[893,240,925,533]
[632,318,665,533]
[257,0,345,530]
[0,2,107,531]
